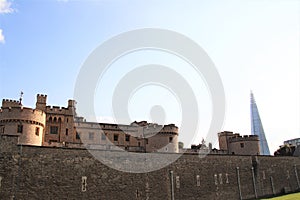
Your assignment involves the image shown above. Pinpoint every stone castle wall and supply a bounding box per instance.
[0,135,300,200]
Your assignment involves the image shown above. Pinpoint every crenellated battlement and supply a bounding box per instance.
[161,124,179,134]
[0,106,45,115]
[229,134,259,142]
[0,106,46,124]
[37,94,47,100]
[46,106,68,111]
[2,99,21,108]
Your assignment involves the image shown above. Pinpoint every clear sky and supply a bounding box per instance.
[0,0,299,154]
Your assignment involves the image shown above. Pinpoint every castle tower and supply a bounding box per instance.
[250,91,270,155]
[0,100,46,146]
[36,94,47,111]
[218,131,234,152]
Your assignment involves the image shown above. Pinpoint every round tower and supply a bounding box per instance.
[145,123,179,153]
[228,135,260,155]
[0,104,46,146]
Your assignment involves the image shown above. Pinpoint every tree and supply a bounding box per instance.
[274,144,295,156]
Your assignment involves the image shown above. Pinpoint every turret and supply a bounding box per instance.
[68,100,76,108]
[36,94,47,111]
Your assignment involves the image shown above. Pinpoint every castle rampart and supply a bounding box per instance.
[0,135,300,200]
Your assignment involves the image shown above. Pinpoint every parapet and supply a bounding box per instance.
[36,94,47,103]
[0,106,46,123]
[2,99,21,108]
[45,100,76,115]
[160,124,179,134]
[229,134,259,143]
[218,131,234,137]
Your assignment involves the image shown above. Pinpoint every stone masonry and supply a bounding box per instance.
[1,135,300,200]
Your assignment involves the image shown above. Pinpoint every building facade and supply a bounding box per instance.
[0,94,179,153]
[284,138,300,147]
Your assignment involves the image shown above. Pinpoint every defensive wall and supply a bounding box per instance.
[1,135,300,200]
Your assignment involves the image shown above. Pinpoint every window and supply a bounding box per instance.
[101,133,106,140]
[176,176,180,189]
[0,126,4,134]
[196,175,200,187]
[82,176,87,192]
[114,134,118,142]
[50,126,58,134]
[240,143,244,148]
[76,132,80,139]
[66,128,68,136]
[66,118,68,123]
[35,127,40,136]
[125,135,130,142]
[169,137,173,143]
[89,132,94,140]
[17,125,23,133]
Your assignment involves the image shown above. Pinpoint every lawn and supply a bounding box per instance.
[262,193,300,200]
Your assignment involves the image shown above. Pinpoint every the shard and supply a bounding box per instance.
[250,91,270,155]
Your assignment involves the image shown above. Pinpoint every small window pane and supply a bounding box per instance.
[89,132,94,140]
[17,125,23,133]
[50,126,58,134]
[35,127,40,136]
[114,134,118,141]
[101,133,106,140]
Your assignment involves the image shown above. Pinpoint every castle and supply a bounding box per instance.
[1,94,300,199]
[218,131,260,155]
[0,94,179,153]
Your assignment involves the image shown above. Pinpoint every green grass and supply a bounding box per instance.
[261,193,300,200]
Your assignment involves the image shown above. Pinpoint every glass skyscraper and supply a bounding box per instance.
[250,91,270,155]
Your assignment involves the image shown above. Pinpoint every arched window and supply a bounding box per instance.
[49,117,52,123]
[53,117,57,123]
[58,117,62,123]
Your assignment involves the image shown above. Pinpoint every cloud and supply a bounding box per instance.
[0,29,4,44]
[0,0,14,14]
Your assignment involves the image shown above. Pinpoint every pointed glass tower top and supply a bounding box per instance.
[250,91,270,155]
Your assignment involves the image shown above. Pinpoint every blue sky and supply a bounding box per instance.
[0,0,299,153]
